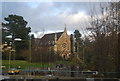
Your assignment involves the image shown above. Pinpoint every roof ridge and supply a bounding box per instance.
[45,32,63,35]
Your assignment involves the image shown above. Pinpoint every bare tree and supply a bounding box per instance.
[86,2,120,77]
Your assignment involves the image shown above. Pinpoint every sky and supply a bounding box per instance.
[2,2,107,37]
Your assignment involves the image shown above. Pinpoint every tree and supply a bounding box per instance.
[2,14,31,60]
[74,30,82,41]
[2,14,31,40]
[86,2,120,77]
[74,30,82,54]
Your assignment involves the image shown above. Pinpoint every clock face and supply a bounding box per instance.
[62,43,66,48]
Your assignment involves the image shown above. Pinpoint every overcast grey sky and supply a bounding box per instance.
[2,2,108,37]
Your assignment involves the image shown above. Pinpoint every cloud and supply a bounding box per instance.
[2,2,107,36]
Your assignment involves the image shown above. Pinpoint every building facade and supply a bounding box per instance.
[32,27,71,62]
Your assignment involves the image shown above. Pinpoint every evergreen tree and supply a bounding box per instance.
[2,14,31,40]
[2,14,31,60]
[74,29,82,53]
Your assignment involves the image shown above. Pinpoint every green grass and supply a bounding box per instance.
[2,60,55,69]
[56,60,69,64]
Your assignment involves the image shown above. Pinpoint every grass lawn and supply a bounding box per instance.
[56,60,68,64]
[2,60,55,69]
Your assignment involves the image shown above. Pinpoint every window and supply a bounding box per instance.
[62,43,66,48]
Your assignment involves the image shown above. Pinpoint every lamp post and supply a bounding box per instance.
[5,36,18,70]
[5,35,32,72]
[2,41,15,70]
[3,41,13,70]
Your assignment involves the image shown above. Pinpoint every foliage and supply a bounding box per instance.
[2,14,31,40]
[74,30,83,54]
[2,14,31,60]
[74,30,82,42]
[70,56,85,69]
[85,2,120,77]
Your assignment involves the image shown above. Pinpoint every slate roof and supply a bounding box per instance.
[39,32,63,46]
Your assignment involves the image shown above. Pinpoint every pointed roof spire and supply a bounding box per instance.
[55,32,57,42]
[64,24,67,33]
